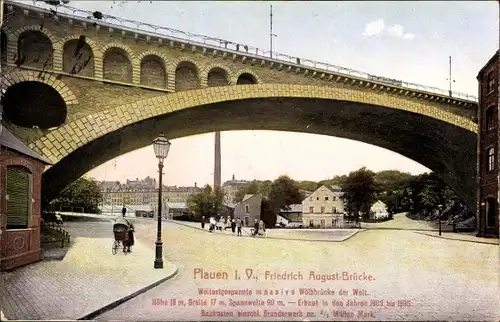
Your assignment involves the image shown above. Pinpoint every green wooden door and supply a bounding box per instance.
[6,166,32,229]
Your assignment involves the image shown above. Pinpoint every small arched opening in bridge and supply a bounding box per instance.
[103,47,132,83]
[17,30,53,69]
[485,105,497,131]
[63,38,95,77]
[140,55,167,88]
[237,73,257,84]
[40,96,477,211]
[175,61,199,91]
[1,30,7,66]
[2,81,67,129]
[208,67,229,86]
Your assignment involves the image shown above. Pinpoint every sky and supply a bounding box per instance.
[30,1,499,186]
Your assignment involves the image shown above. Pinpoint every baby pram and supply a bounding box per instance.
[112,222,132,255]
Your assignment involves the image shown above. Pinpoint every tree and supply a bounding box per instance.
[374,170,413,214]
[340,167,377,222]
[260,199,276,228]
[267,175,304,214]
[319,175,348,187]
[295,180,320,193]
[51,177,102,213]
[187,185,224,221]
[233,180,272,203]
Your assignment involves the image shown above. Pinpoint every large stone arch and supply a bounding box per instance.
[1,70,78,106]
[56,35,102,77]
[137,50,168,88]
[101,43,138,83]
[11,26,57,70]
[33,84,477,208]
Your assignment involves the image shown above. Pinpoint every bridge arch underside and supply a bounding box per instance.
[41,97,477,210]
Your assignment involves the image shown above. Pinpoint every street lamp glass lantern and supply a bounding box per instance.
[153,133,171,160]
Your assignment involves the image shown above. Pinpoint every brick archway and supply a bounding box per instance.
[1,70,78,106]
[29,83,476,164]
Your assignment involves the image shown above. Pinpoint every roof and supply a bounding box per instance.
[328,185,343,192]
[166,202,188,209]
[0,127,52,165]
[242,194,253,202]
[477,50,499,79]
[236,194,262,207]
[222,180,251,187]
[371,200,386,207]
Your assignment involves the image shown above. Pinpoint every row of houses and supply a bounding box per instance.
[233,185,390,228]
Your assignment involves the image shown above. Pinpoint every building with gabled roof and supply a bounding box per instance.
[301,185,345,228]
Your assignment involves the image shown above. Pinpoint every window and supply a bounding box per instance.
[325,197,329,201]
[316,197,319,200]
[487,147,495,171]
[309,219,313,227]
[245,205,249,213]
[321,206,325,213]
[309,206,314,213]
[244,216,249,226]
[333,196,336,201]
[486,106,496,131]
[309,197,312,201]
[6,166,32,230]
[487,72,496,93]
[332,206,337,213]
[320,219,325,228]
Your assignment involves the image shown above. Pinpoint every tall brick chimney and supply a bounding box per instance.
[214,132,221,189]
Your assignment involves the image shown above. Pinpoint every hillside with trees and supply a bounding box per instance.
[184,168,473,227]
[234,169,473,224]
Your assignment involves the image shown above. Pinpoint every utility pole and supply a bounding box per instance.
[214,132,221,189]
[269,5,277,58]
[446,56,455,97]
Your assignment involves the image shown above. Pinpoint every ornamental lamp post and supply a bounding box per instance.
[152,133,171,269]
[438,204,443,236]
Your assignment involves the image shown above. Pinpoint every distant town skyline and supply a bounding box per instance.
[56,1,498,187]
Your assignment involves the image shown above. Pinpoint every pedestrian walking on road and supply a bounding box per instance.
[209,216,216,232]
[231,218,236,234]
[201,216,205,229]
[252,218,259,236]
[121,205,127,217]
[236,218,242,236]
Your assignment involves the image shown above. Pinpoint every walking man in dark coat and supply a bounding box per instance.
[231,218,236,234]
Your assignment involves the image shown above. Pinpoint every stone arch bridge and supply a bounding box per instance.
[1,1,478,209]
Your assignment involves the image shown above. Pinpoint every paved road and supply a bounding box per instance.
[360,213,449,231]
[1,218,176,320]
[96,221,499,321]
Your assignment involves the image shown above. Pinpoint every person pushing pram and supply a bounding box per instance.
[113,206,135,252]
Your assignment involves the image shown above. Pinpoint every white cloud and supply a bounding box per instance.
[362,19,385,37]
[363,20,416,40]
[387,24,404,37]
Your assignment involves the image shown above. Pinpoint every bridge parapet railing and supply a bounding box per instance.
[7,1,478,102]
